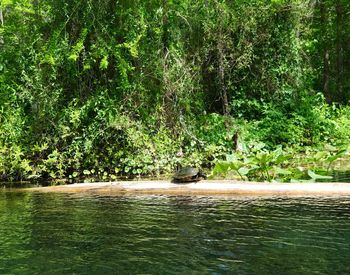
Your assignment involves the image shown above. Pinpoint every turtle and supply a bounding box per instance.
[172,167,207,183]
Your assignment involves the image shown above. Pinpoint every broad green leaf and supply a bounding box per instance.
[274,167,292,175]
[226,154,238,162]
[72,172,79,178]
[238,167,250,175]
[307,170,332,180]
[313,151,328,161]
[326,149,347,162]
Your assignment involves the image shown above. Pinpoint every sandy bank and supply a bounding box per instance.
[25,180,350,197]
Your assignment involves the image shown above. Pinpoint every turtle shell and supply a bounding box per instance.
[173,167,204,182]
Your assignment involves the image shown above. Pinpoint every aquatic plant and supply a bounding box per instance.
[210,145,349,183]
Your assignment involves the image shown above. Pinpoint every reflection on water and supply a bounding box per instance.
[1,191,350,274]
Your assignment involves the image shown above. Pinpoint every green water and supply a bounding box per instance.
[1,192,350,274]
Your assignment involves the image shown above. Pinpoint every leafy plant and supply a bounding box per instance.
[210,145,350,183]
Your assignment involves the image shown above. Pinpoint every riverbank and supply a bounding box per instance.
[24,180,350,197]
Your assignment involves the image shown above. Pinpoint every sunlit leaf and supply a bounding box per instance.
[326,149,347,163]
[274,167,292,175]
[238,167,250,175]
[307,170,332,180]
[100,56,109,70]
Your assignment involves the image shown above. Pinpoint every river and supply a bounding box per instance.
[1,191,350,274]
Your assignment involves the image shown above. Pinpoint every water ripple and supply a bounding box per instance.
[1,192,350,274]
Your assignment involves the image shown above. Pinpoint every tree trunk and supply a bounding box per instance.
[161,0,175,132]
[162,0,169,58]
[335,0,344,102]
[217,30,229,118]
[320,1,330,103]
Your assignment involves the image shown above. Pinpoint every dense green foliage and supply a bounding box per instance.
[1,0,350,182]
[211,144,349,182]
